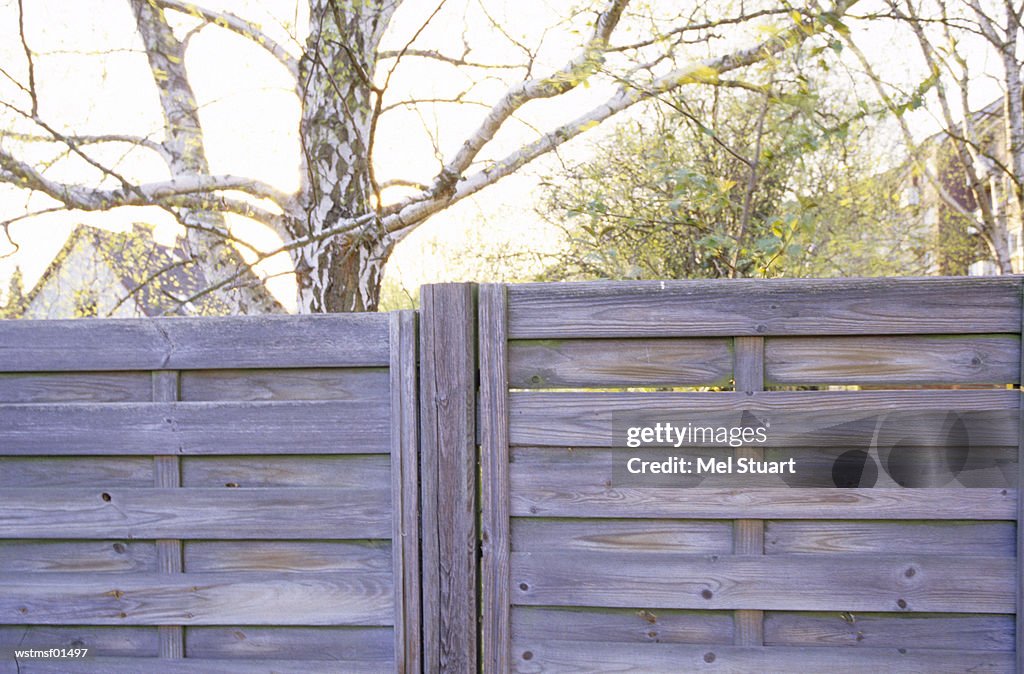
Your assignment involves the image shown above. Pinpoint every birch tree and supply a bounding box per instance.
[846,0,1024,273]
[1,0,859,312]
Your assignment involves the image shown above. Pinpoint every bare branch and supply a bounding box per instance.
[16,0,37,116]
[152,0,299,78]
[376,48,525,70]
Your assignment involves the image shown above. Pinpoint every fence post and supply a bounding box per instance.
[479,284,511,672]
[419,283,478,673]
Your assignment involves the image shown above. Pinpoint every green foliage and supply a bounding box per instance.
[538,58,931,281]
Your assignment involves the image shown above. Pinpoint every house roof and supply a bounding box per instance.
[16,223,282,317]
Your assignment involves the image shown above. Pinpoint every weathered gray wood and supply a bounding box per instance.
[508,389,1019,447]
[511,552,1014,612]
[0,625,158,657]
[0,372,152,403]
[0,457,153,487]
[390,309,421,674]
[419,283,477,674]
[508,338,733,388]
[184,541,391,573]
[765,521,1017,556]
[0,571,393,625]
[0,541,157,573]
[152,371,184,660]
[510,448,1016,518]
[764,612,1014,651]
[766,335,1021,385]
[732,337,764,648]
[0,313,390,371]
[0,400,391,455]
[2,657,390,673]
[1017,282,1024,674]
[479,284,511,673]
[506,277,1023,338]
[507,639,1014,673]
[512,607,734,645]
[511,519,733,554]
[181,455,390,488]
[180,367,390,402]
[0,488,392,539]
[186,626,394,661]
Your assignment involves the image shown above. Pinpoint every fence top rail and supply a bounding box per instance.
[503,276,1024,338]
[0,313,390,372]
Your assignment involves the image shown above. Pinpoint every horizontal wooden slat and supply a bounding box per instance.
[0,658,389,674]
[0,571,393,625]
[512,519,733,554]
[509,390,1019,447]
[0,372,152,403]
[507,277,1022,338]
[511,552,1014,612]
[180,368,389,402]
[182,455,389,488]
[186,626,393,661]
[765,521,1017,556]
[0,488,391,539]
[764,612,1014,651]
[0,541,157,573]
[0,626,157,657]
[185,541,392,573]
[512,607,734,645]
[508,338,732,388]
[765,335,1021,386]
[0,314,390,371]
[0,400,391,455]
[510,448,1015,518]
[508,640,1014,673]
[0,457,153,487]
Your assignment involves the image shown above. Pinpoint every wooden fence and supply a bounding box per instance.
[0,312,420,673]
[1,276,1022,672]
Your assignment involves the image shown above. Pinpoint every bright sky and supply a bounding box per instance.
[0,0,1008,311]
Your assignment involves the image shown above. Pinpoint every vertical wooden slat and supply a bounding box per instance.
[152,370,184,659]
[391,310,421,673]
[419,284,477,673]
[479,284,511,672]
[733,337,764,647]
[1018,280,1024,674]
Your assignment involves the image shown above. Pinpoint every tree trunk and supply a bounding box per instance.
[293,1,398,313]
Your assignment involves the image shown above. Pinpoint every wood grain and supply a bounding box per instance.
[480,284,512,673]
[512,606,734,645]
[0,400,392,455]
[765,335,1020,386]
[419,283,477,673]
[390,309,421,673]
[181,455,390,488]
[508,639,1014,673]
[0,657,390,673]
[0,541,157,573]
[180,367,389,402]
[507,277,1023,338]
[185,626,394,661]
[0,372,151,403]
[0,488,392,539]
[0,457,153,488]
[765,521,1017,556]
[0,313,390,371]
[764,611,1014,651]
[508,338,732,388]
[511,519,733,554]
[510,551,1014,613]
[508,389,1019,447]
[0,625,158,657]
[184,541,391,573]
[0,572,393,625]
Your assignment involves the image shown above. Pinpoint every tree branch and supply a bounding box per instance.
[152,0,299,79]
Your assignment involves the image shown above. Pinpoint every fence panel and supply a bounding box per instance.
[0,312,420,673]
[478,277,1023,673]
